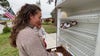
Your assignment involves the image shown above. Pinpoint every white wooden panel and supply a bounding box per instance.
[60,29,95,56]
[59,14,99,56]
[61,14,99,23]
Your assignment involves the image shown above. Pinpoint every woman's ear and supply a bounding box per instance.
[30,14,34,20]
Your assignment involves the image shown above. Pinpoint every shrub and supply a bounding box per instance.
[3,26,11,33]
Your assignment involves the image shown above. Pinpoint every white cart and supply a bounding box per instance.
[52,0,100,56]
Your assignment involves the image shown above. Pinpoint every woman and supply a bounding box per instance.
[9,4,63,56]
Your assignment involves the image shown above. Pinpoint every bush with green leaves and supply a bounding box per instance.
[3,26,11,33]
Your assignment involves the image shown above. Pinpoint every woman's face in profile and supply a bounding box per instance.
[30,11,42,28]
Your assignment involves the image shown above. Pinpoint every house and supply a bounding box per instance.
[51,0,100,56]
[0,5,7,20]
[42,18,55,23]
[0,5,6,16]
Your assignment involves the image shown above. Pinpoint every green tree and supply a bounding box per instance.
[0,0,10,8]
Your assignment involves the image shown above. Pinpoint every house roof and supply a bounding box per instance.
[0,5,6,14]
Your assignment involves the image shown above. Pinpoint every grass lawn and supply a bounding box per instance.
[0,33,18,56]
[43,24,56,33]
[0,24,56,56]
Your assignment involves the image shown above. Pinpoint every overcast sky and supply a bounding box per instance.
[7,0,55,18]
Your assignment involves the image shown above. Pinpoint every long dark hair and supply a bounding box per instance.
[9,4,41,47]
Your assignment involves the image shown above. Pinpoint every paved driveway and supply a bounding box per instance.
[45,33,57,49]
[0,24,4,34]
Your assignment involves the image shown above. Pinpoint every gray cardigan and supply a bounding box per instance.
[16,27,57,56]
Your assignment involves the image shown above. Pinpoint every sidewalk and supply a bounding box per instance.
[45,33,57,49]
[0,24,4,34]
